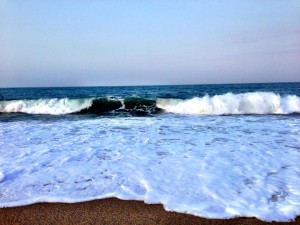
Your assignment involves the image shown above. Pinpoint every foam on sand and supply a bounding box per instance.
[0,114,299,221]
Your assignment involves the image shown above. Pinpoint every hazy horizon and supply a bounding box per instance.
[1,1,299,88]
[1,81,300,90]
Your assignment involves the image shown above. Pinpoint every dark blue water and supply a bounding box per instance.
[1,82,299,100]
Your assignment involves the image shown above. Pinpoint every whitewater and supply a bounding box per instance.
[0,83,300,222]
[1,92,300,115]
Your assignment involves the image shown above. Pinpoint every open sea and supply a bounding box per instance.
[0,82,300,221]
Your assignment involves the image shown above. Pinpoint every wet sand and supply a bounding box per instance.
[0,198,299,225]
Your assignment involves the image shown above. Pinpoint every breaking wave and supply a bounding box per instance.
[0,92,299,116]
[0,98,93,115]
[157,92,300,115]
[0,97,161,116]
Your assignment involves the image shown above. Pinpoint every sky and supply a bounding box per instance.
[0,0,299,87]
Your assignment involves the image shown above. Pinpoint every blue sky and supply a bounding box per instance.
[1,0,299,87]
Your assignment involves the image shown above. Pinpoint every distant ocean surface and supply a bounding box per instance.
[0,82,300,221]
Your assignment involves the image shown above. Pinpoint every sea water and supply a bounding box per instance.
[0,83,300,221]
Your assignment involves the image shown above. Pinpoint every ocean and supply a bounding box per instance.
[0,82,300,221]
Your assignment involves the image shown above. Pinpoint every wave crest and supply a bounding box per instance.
[157,92,300,115]
[0,98,93,115]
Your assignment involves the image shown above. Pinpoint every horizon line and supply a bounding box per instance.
[1,81,299,89]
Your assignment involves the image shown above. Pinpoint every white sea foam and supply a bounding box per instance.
[0,114,300,221]
[0,98,93,115]
[157,92,300,115]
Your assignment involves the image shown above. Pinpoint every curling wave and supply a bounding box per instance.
[0,97,161,116]
[0,92,299,116]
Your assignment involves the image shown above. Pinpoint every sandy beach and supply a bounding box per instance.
[0,198,299,225]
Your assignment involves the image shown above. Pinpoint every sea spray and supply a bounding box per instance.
[1,92,299,115]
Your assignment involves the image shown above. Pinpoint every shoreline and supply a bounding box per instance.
[0,198,299,225]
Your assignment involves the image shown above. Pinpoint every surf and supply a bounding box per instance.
[0,92,299,116]
[157,92,300,115]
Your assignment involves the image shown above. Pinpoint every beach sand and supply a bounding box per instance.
[0,198,299,225]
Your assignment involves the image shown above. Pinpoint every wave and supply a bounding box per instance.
[0,98,93,115]
[0,97,161,116]
[0,92,299,116]
[157,92,300,115]
[79,97,160,116]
